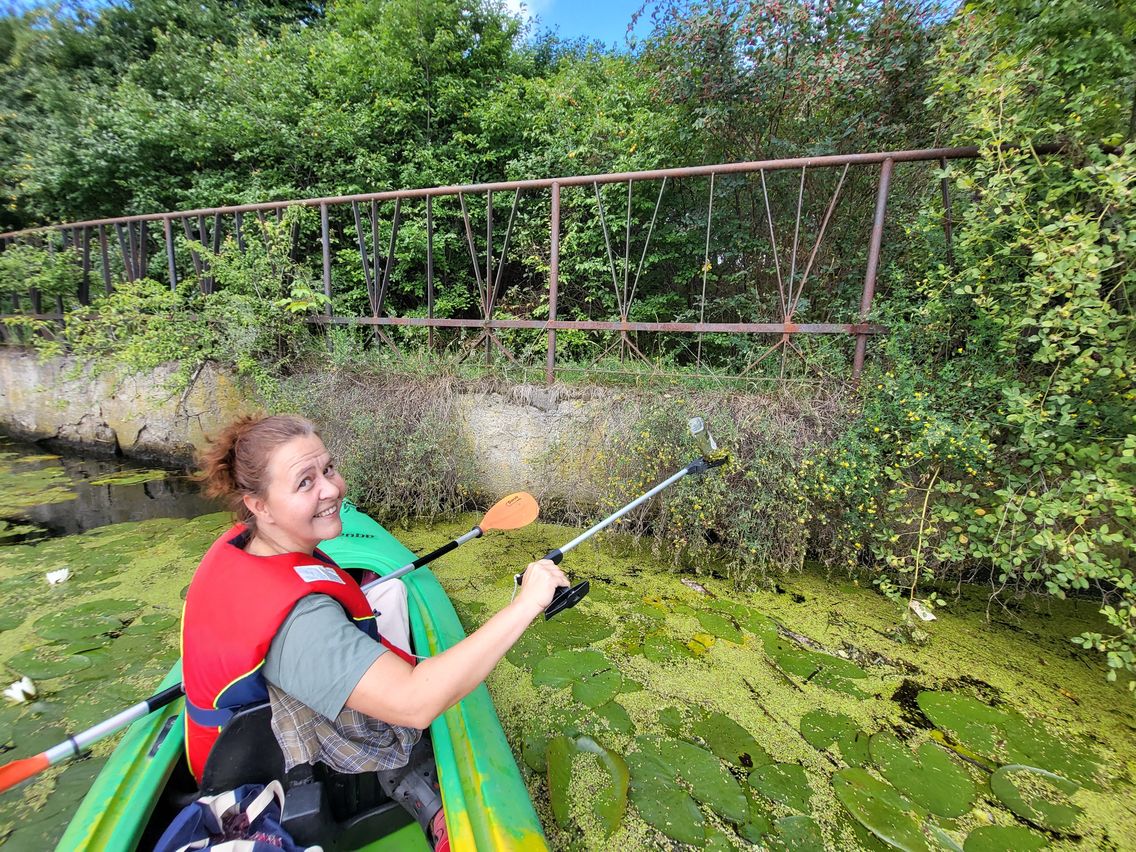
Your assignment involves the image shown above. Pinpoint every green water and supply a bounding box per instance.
[0,438,1134,850]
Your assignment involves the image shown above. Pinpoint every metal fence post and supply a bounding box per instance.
[546,182,560,385]
[852,157,893,382]
[320,203,332,315]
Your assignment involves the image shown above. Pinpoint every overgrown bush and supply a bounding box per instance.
[278,370,479,527]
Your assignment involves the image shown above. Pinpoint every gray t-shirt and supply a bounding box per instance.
[263,594,386,719]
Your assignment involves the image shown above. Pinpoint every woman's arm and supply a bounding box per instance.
[345,558,567,729]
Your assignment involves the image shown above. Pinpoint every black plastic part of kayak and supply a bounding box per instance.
[200,702,415,850]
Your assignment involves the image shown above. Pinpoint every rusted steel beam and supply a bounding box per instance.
[939,156,956,271]
[311,316,885,334]
[852,158,894,381]
[163,218,177,290]
[320,203,331,315]
[546,182,560,384]
[3,145,1034,238]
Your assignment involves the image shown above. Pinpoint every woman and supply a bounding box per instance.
[182,414,566,851]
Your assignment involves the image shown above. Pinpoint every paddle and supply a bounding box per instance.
[517,417,728,619]
[362,491,539,592]
[0,684,183,794]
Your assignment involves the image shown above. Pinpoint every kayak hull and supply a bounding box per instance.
[57,503,547,851]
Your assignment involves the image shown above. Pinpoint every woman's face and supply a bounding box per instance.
[244,433,346,554]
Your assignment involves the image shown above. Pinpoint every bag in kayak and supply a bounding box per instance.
[153,780,321,852]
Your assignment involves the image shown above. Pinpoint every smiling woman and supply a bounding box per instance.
[182,413,568,850]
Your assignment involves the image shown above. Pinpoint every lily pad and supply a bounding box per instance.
[989,765,1082,832]
[6,649,92,680]
[963,825,1048,851]
[800,710,869,766]
[572,669,622,708]
[869,733,976,818]
[749,763,812,813]
[686,632,716,656]
[692,708,771,769]
[521,707,581,772]
[532,649,609,688]
[632,735,748,823]
[917,692,1100,789]
[832,767,933,852]
[87,469,168,487]
[506,610,611,668]
[0,611,25,631]
[763,633,868,694]
[628,750,705,845]
[33,611,125,642]
[593,700,634,735]
[124,613,178,635]
[574,735,630,837]
[643,632,694,663]
[697,611,743,643]
[547,734,574,827]
[769,815,826,851]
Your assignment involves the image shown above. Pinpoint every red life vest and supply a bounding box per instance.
[181,524,414,783]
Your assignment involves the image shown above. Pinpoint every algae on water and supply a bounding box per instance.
[401,516,1136,851]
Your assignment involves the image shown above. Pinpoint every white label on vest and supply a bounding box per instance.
[294,564,344,585]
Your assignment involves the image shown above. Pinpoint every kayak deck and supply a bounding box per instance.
[57,503,547,851]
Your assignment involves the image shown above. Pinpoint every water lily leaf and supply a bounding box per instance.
[521,707,580,773]
[769,815,826,851]
[632,735,748,823]
[963,825,1048,851]
[506,611,611,668]
[87,469,168,487]
[692,708,771,769]
[592,700,634,735]
[7,649,91,680]
[763,634,867,694]
[547,735,574,827]
[686,632,716,656]
[627,749,705,845]
[737,787,774,842]
[917,692,1100,790]
[869,733,976,818]
[696,611,742,643]
[748,762,812,813]
[572,669,621,707]
[575,735,629,837]
[632,599,667,621]
[657,706,685,737]
[33,612,124,642]
[643,632,694,663]
[989,765,1082,832]
[800,710,869,766]
[0,612,25,631]
[833,767,933,852]
[532,649,609,688]
[124,613,178,635]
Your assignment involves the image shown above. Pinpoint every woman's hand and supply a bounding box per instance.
[517,558,569,617]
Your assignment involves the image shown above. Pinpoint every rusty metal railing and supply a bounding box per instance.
[0,145,998,383]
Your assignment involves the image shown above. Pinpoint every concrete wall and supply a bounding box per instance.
[0,349,254,463]
[0,349,612,498]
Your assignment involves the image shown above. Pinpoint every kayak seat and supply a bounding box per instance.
[200,701,415,850]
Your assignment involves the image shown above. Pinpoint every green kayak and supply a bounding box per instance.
[57,502,548,851]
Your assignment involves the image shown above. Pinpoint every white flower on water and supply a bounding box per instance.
[45,568,72,585]
[4,677,37,703]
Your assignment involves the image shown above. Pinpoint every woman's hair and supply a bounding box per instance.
[197,414,317,528]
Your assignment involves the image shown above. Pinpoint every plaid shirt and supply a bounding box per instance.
[268,684,422,773]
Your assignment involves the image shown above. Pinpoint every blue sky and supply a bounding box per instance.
[508,0,652,50]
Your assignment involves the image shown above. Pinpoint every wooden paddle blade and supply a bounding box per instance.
[480,492,539,532]
[0,753,50,794]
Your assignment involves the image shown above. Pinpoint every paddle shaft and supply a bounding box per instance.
[0,684,183,793]
[361,526,482,592]
[520,455,727,619]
